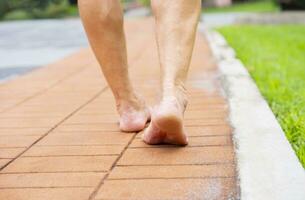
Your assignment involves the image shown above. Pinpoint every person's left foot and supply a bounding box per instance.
[117,95,150,132]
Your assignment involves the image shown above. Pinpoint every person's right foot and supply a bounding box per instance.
[142,96,188,145]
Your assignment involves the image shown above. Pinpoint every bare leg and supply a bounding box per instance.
[79,0,150,132]
[143,0,201,145]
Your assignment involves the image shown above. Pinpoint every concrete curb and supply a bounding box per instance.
[199,24,305,200]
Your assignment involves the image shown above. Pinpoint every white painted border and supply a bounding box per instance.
[199,24,305,200]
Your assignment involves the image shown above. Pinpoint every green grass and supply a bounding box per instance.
[218,25,305,167]
[203,0,279,13]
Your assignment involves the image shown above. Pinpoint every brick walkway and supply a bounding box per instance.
[0,18,238,200]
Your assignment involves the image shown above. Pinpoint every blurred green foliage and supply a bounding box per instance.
[3,9,32,20]
[137,0,150,7]
[0,0,77,20]
[0,0,151,20]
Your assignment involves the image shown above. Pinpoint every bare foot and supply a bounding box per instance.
[117,95,150,132]
[142,96,188,145]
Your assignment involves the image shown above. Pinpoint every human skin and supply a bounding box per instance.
[78,0,201,145]
[79,0,150,132]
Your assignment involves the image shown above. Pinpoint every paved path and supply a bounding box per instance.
[0,18,238,199]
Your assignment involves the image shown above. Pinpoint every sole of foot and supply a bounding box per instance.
[143,98,188,146]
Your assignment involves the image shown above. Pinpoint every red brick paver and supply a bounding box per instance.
[0,18,238,199]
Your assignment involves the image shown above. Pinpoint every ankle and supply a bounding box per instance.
[116,93,145,114]
[162,87,188,111]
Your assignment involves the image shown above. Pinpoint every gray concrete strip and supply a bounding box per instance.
[200,24,305,200]
[0,9,150,82]
[124,7,151,18]
[201,11,305,28]
[0,18,88,82]
[201,13,256,27]
[236,11,305,25]
[0,66,39,83]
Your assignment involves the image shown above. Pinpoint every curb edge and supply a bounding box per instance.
[199,23,305,200]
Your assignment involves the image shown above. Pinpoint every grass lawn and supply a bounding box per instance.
[218,25,305,168]
[203,0,279,13]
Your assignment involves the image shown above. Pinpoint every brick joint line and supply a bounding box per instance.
[88,133,138,200]
[0,63,90,114]
[0,87,108,172]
